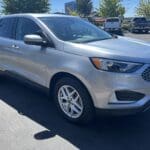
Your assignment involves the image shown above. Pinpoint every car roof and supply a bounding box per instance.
[1,13,75,19]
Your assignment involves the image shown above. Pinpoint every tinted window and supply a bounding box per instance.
[16,18,40,41]
[40,17,112,43]
[0,18,16,39]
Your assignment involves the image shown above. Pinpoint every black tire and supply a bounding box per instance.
[54,77,95,124]
[118,30,123,36]
[130,28,134,33]
[138,29,144,34]
[145,30,149,34]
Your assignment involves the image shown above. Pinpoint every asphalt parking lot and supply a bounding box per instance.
[0,33,150,150]
[124,32,150,42]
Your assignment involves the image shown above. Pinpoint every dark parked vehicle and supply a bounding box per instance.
[130,17,150,33]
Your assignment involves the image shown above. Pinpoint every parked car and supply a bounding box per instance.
[122,19,131,31]
[104,17,122,35]
[130,17,150,33]
[82,17,89,22]
[0,14,150,124]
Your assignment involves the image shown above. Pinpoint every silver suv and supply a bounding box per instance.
[0,14,150,124]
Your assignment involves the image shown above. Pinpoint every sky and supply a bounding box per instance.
[51,0,140,17]
[0,0,139,17]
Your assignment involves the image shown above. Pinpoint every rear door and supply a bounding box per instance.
[0,17,18,72]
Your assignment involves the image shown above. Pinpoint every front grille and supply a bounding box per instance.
[142,67,150,81]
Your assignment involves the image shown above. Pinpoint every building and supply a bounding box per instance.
[65,1,77,15]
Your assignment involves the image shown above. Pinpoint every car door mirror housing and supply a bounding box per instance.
[24,34,50,47]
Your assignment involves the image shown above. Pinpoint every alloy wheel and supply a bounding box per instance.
[58,85,84,119]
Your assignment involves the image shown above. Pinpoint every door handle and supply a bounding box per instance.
[12,44,19,49]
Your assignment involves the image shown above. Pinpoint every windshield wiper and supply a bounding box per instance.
[83,37,113,43]
[70,37,113,44]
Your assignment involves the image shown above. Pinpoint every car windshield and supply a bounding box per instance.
[39,17,112,43]
[134,18,147,23]
[106,18,119,22]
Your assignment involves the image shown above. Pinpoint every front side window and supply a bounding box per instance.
[0,18,16,39]
[16,18,40,41]
[39,17,112,43]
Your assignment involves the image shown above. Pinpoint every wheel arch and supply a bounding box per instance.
[49,72,95,106]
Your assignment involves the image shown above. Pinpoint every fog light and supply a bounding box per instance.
[115,90,145,101]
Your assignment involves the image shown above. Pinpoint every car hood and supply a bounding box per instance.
[63,36,150,64]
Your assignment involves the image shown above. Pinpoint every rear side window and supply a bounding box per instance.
[16,18,40,41]
[0,18,16,39]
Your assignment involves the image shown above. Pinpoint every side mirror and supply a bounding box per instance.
[24,34,48,46]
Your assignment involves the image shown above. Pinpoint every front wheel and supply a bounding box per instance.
[130,28,135,33]
[54,77,95,124]
[145,30,149,34]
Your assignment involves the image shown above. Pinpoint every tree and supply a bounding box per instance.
[66,7,79,16]
[68,10,79,16]
[2,0,50,14]
[98,0,125,17]
[76,0,93,17]
[136,0,150,17]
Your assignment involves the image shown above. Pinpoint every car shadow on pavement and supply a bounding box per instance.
[0,76,150,150]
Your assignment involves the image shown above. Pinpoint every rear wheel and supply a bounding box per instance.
[54,77,95,124]
[118,30,123,35]
[130,27,134,33]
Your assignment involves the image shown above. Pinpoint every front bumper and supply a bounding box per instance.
[89,64,150,114]
[133,27,150,30]
[96,101,150,116]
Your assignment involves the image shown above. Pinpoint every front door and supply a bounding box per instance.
[12,17,53,87]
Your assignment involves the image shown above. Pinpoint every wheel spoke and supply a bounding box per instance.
[60,87,67,99]
[74,95,79,102]
[72,101,82,111]
[63,102,70,113]
[64,86,70,97]
[60,96,67,101]
[69,90,76,97]
[71,105,80,114]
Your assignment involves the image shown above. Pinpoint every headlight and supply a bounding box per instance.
[90,58,143,73]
